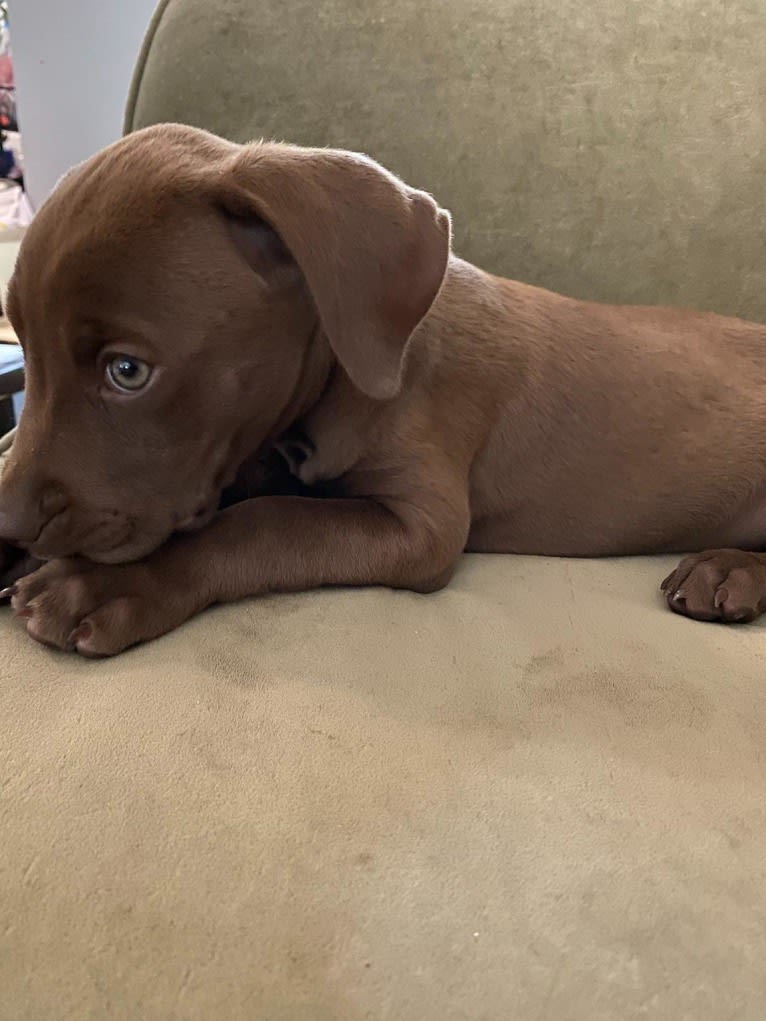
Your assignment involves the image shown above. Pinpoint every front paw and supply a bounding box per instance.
[7,556,195,656]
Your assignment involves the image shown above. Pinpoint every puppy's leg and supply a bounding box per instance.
[661,549,766,623]
[9,486,470,656]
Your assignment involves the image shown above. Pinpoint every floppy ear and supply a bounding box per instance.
[216,143,451,399]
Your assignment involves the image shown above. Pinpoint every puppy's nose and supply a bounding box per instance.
[0,481,67,546]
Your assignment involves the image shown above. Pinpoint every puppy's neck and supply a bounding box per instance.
[273,320,335,439]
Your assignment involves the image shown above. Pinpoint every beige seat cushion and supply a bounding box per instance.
[2,551,765,1018]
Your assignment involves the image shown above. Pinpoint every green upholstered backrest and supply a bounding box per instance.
[127,0,766,322]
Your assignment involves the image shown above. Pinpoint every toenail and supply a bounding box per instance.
[0,584,18,600]
[74,620,93,642]
[714,587,728,608]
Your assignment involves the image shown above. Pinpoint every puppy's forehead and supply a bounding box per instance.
[26,163,176,264]
[14,177,213,324]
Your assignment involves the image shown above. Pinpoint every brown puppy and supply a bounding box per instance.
[1,123,765,655]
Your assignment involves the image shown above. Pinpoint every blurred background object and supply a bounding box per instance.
[0,2,16,134]
[0,2,31,230]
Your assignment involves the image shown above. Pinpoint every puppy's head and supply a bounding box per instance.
[0,124,450,563]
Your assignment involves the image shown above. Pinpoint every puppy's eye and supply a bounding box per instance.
[106,355,152,393]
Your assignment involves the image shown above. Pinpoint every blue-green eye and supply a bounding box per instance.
[106,355,152,392]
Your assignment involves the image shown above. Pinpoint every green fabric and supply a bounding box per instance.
[128,0,766,322]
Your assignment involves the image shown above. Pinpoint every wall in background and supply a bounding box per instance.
[10,0,157,208]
